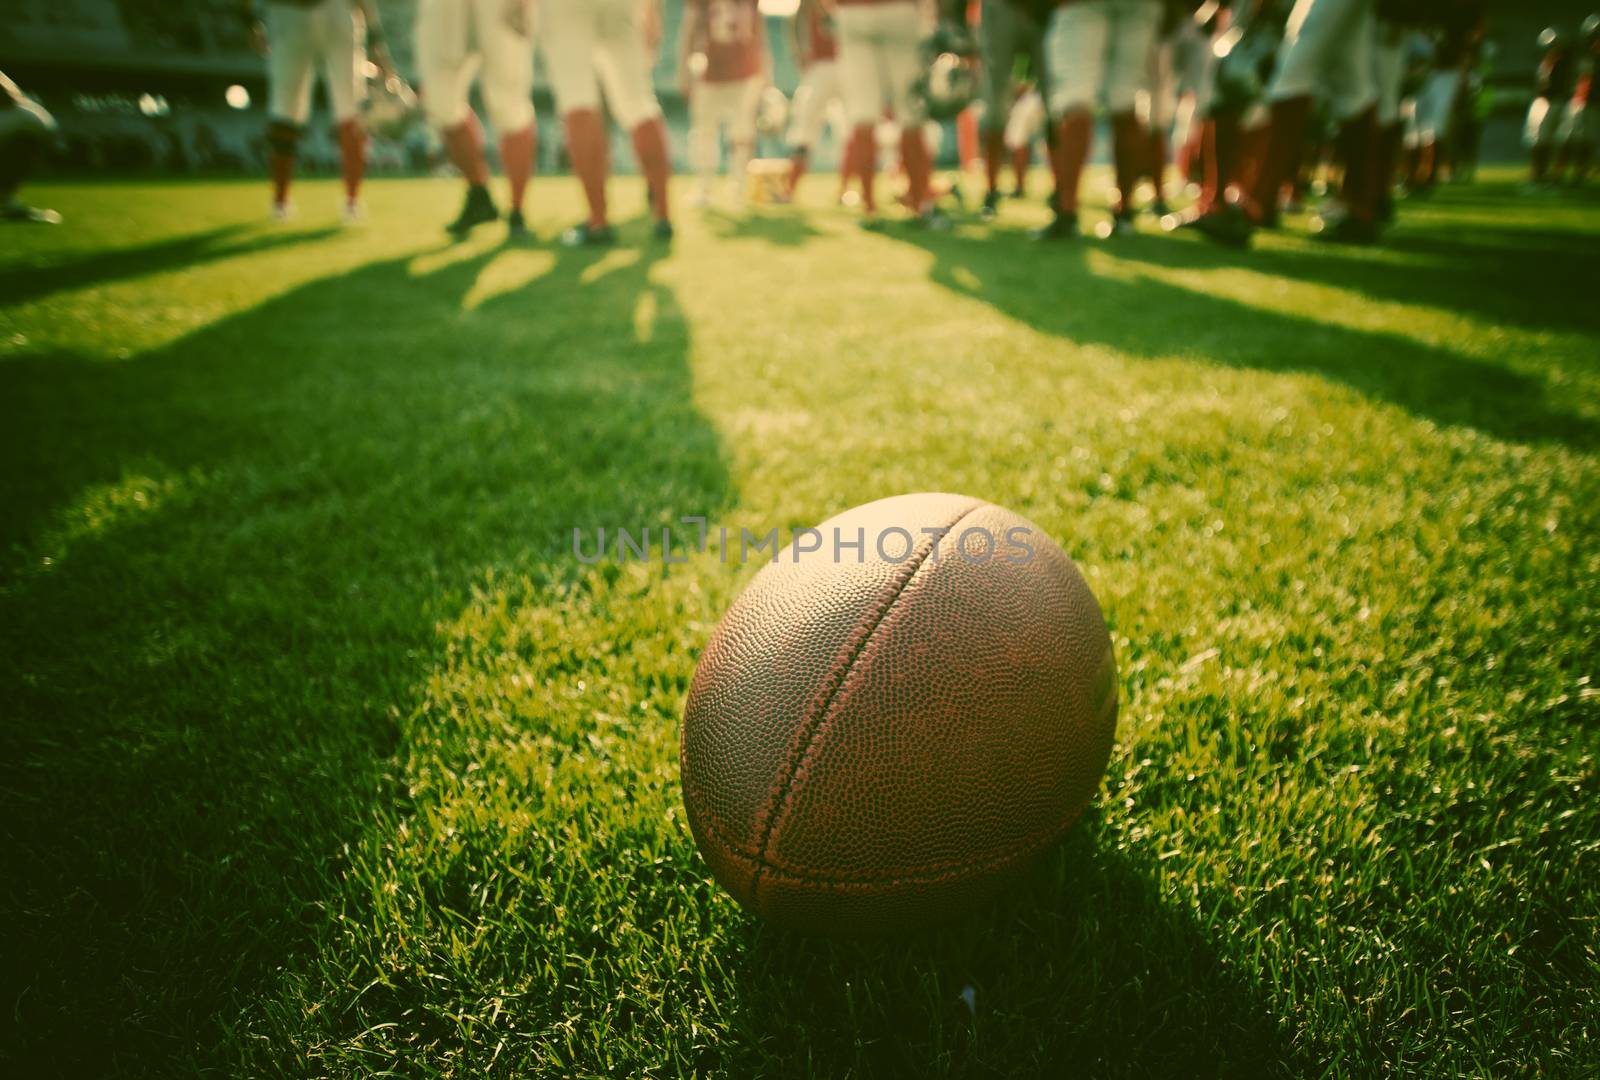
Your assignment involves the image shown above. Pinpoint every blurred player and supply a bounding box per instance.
[680,0,769,207]
[785,0,846,200]
[1558,15,1599,184]
[0,71,60,224]
[415,0,536,237]
[251,0,393,223]
[1041,0,1165,239]
[976,0,1051,218]
[1193,0,1384,245]
[834,0,939,224]
[1526,24,1577,188]
[541,0,674,245]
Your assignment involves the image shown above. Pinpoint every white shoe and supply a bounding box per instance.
[341,199,365,225]
[271,200,294,222]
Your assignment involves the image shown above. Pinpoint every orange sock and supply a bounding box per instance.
[564,107,609,227]
[443,113,489,186]
[337,118,366,202]
[631,116,672,221]
[500,124,536,211]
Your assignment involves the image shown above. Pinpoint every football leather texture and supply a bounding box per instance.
[680,493,1118,934]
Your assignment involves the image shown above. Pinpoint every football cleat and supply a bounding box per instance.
[1,200,61,224]
[652,219,674,243]
[447,185,498,236]
[1032,209,1079,241]
[506,208,529,239]
[980,190,1001,219]
[559,222,616,247]
[341,199,365,226]
[1187,205,1254,248]
[271,200,294,222]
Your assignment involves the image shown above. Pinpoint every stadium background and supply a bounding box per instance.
[3,0,1593,182]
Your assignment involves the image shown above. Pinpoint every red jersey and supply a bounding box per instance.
[799,4,838,66]
[691,0,765,83]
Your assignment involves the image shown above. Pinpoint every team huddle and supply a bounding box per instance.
[7,0,1586,248]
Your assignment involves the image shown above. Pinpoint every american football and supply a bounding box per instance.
[3,0,1598,1076]
[682,493,1117,933]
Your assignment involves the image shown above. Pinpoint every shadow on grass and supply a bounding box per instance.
[722,824,1292,1077]
[0,224,341,309]
[0,226,730,1072]
[889,226,1598,451]
[703,206,828,247]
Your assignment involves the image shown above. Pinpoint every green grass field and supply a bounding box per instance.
[2,171,1597,1076]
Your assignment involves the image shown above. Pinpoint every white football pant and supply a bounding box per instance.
[539,0,663,129]
[690,75,764,183]
[1046,0,1164,117]
[415,0,535,133]
[267,0,365,125]
[835,0,924,128]
[788,59,844,150]
[1267,0,1379,121]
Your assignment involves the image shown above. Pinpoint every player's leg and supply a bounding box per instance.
[540,0,613,238]
[786,62,828,195]
[1145,28,1177,215]
[315,0,368,220]
[592,1,672,237]
[1004,89,1044,196]
[835,4,887,216]
[1317,5,1379,241]
[0,89,61,223]
[978,0,1022,214]
[1103,0,1161,230]
[1247,0,1368,225]
[879,1,934,218]
[476,0,536,231]
[265,1,318,217]
[1044,0,1110,236]
[1371,20,1404,222]
[688,78,725,205]
[728,76,764,205]
[417,0,496,233]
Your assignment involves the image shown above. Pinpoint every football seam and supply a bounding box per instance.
[698,800,1087,889]
[748,499,987,894]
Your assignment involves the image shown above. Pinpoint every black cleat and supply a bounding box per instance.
[653,218,674,243]
[1189,204,1254,249]
[447,184,498,236]
[506,208,529,240]
[980,189,1001,219]
[1032,209,1079,241]
[560,221,616,247]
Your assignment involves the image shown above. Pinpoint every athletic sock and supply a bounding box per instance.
[336,118,366,203]
[564,107,609,227]
[900,126,932,213]
[1052,110,1092,214]
[1110,109,1143,214]
[500,124,536,212]
[982,126,1004,195]
[1248,93,1313,223]
[443,113,489,186]
[631,116,672,221]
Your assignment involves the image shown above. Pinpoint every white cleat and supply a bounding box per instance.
[341,199,365,225]
[271,200,295,222]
